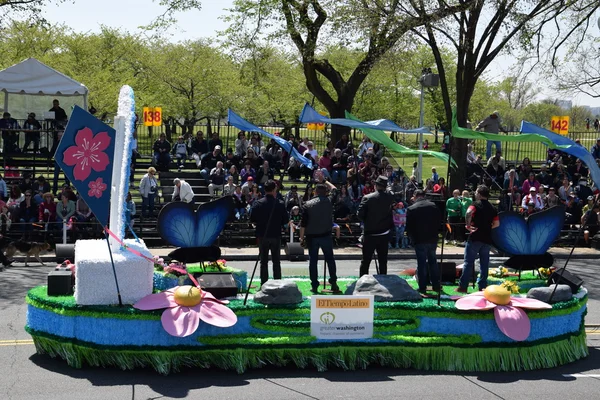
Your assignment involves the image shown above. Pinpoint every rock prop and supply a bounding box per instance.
[254,280,303,305]
[347,275,422,302]
[526,284,572,304]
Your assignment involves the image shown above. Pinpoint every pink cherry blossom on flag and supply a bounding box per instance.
[455,292,552,341]
[134,286,237,337]
[63,127,111,181]
[88,177,107,199]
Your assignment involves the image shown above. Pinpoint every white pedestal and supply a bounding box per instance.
[74,239,154,305]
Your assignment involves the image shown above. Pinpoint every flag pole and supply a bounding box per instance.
[104,227,123,307]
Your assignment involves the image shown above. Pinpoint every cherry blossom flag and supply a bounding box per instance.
[55,105,116,227]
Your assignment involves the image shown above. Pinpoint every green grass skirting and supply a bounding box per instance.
[28,327,588,375]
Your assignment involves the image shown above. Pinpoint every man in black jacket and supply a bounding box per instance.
[406,190,442,294]
[300,179,339,293]
[357,175,395,276]
[250,180,288,285]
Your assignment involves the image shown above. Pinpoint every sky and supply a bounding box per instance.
[39,0,600,109]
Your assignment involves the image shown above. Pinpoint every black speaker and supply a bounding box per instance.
[548,268,583,294]
[440,262,457,284]
[47,270,74,296]
[55,244,75,263]
[194,273,238,299]
[285,242,306,261]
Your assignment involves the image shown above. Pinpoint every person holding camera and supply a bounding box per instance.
[139,167,159,218]
[299,177,340,294]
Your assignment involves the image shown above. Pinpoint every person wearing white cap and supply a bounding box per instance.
[521,186,543,211]
[172,178,195,204]
[477,111,507,159]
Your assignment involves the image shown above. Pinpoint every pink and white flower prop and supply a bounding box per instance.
[455,285,552,341]
[134,285,237,337]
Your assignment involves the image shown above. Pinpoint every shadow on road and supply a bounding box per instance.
[0,264,54,309]
[28,347,600,398]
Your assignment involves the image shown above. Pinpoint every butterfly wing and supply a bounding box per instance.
[491,211,529,255]
[526,206,565,255]
[194,196,235,247]
[157,202,197,247]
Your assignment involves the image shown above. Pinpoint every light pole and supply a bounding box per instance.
[417,68,439,185]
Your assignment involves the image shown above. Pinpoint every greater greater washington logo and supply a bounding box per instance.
[320,312,335,325]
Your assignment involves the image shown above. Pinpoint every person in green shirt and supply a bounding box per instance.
[445,190,462,244]
[459,190,474,245]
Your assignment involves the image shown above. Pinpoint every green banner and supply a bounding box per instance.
[451,111,564,148]
[345,111,456,167]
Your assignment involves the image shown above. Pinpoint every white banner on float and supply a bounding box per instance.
[310,295,374,339]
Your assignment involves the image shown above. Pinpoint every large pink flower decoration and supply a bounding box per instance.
[455,286,552,341]
[88,177,107,198]
[134,285,237,337]
[63,127,111,181]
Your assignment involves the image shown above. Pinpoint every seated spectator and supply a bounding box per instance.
[247,185,262,208]
[503,169,521,206]
[362,181,375,196]
[232,185,247,220]
[357,136,373,157]
[466,144,477,164]
[234,131,248,157]
[19,190,37,234]
[536,164,553,187]
[190,131,209,167]
[565,194,582,225]
[75,195,93,223]
[524,201,537,217]
[521,172,540,194]
[301,153,317,181]
[0,112,20,154]
[297,137,310,154]
[244,147,260,169]
[240,161,256,184]
[517,157,533,181]
[208,132,223,152]
[287,156,302,181]
[224,148,240,172]
[331,149,348,184]
[6,185,24,223]
[153,133,171,171]
[20,173,33,194]
[256,161,275,190]
[56,193,76,228]
[171,136,189,171]
[289,206,302,234]
[223,176,237,196]
[591,138,600,160]
[285,185,303,211]
[318,150,332,179]
[334,185,352,220]
[248,135,261,156]
[227,165,240,185]
[172,178,195,203]
[208,162,226,197]
[38,192,57,229]
[545,187,561,208]
[582,203,600,243]
[33,176,51,204]
[521,187,543,212]
[267,144,283,172]
[558,178,573,202]
[582,195,595,214]
[200,146,224,181]
[424,179,435,194]
[570,159,589,178]
[335,134,350,150]
[576,178,593,202]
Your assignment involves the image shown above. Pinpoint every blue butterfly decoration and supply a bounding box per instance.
[157,196,234,263]
[491,206,565,270]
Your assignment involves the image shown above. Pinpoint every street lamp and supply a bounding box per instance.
[417,68,439,185]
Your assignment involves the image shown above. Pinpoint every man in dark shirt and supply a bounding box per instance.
[208,133,223,152]
[406,190,442,294]
[357,175,395,276]
[300,179,339,293]
[190,131,209,166]
[457,185,500,292]
[250,180,288,285]
[200,146,225,181]
[153,133,171,171]
[0,112,20,153]
[50,99,68,123]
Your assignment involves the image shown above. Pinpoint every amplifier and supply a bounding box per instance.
[194,273,238,299]
[285,242,306,261]
[47,270,74,296]
[548,268,583,294]
[440,262,457,284]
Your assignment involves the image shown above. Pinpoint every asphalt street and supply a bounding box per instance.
[1,258,599,400]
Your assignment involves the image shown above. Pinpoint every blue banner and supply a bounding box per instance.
[227,109,312,168]
[520,121,600,188]
[55,105,116,227]
[300,103,432,134]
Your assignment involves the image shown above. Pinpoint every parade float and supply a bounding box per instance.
[25,87,588,374]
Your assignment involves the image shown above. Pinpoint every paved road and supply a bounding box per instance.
[1,259,599,400]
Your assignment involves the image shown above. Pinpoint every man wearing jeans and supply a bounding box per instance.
[477,111,507,159]
[406,190,442,294]
[250,180,288,285]
[456,185,500,292]
[300,179,340,294]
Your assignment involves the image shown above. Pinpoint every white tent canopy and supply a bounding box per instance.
[0,58,88,119]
